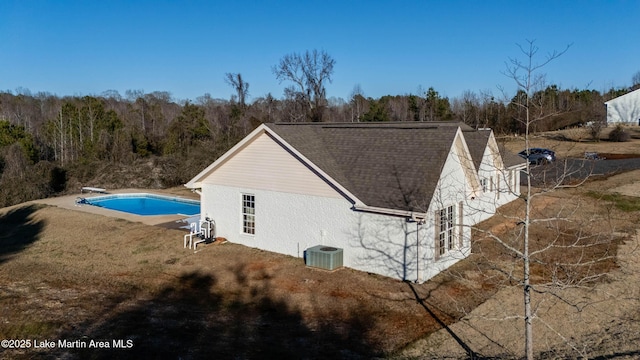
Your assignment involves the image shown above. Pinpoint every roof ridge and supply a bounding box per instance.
[321,125,440,129]
[270,121,475,131]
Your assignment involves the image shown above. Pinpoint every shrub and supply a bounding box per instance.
[587,121,606,142]
[609,124,630,142]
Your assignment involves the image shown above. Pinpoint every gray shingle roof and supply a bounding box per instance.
[265,122,461,212]
[463,129,526,170]
[501,147,527,168]
[462,129,492,171]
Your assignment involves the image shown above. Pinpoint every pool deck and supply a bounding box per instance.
[33,188,200,227]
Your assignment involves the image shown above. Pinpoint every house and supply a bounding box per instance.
[462,128,525,224]
[605,88,640,126]
[185,122,525,282]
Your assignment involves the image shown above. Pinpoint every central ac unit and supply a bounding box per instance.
[305,245,343,271]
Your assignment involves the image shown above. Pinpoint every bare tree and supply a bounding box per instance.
[498,40,585,359]
[349,84,366,122]
[409,79,619,357]
[272,49,335,122]
[224,73,250,108]
[587,119,606,141]
[125,90,146,130]
[452,90,479,127]
[388,40,616,360]
[632,70,640,89]
[0,143,29,181]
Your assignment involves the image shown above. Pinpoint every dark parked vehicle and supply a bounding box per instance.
[518,148,556,165]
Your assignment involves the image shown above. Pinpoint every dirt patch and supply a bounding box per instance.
[597,153,640,160]
[500,127,640,159]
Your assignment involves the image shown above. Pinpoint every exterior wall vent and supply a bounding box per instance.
[305,245,343,270]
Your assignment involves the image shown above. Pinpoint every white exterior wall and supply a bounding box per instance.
[471,167,521,224]
[420,133,475,279]
[202,183,468,282]
[201,184,351,260]
[468,141,521,225]
[606,89,640,125]
[201,132,342,199]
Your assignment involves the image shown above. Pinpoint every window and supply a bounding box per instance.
[509,170,515,192]
[242,194,255,234]
[437,205,456,257]
[458,201,464,248]
[480,178,488,193]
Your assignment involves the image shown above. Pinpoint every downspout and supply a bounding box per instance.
[415,219,425,283]
[408,216,426,284]
[416,221,420,283]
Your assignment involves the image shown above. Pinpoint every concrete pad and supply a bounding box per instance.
[33,189,199,227]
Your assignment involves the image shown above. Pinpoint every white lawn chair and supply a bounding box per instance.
[183,223,199,249]
[193,218,216,251]
[193,220,208,251]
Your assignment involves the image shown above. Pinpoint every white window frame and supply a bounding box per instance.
[242,194,255,235]
[480,177,488,193]
[509,170,515,192]
[437,205,456,257]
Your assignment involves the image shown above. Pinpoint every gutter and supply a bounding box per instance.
[352,204,427,221]
[506,163,528,170]
[184,183,203,196]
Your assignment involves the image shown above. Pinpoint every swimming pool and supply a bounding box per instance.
[84,193,200,216]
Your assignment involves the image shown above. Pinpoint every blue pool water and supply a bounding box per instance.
[86,193,200,216]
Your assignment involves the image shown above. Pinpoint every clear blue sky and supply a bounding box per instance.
[1,1,638,103]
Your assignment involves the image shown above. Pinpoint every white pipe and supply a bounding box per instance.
[416,222,420,283]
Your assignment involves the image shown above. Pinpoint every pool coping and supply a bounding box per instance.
[33,188,200,226]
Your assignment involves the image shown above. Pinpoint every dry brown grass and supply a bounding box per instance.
[399,171,640,359]
[472,191,624,288]
[1,172,639,358]
[500,126,640,158]
[0,203,491,359]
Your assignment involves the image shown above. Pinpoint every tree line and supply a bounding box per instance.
[0,49,637,207]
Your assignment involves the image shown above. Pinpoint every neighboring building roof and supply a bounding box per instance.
[501,148,528,168]
[604,88,640,124]
[264,122,461,213]
[604,88,640,105]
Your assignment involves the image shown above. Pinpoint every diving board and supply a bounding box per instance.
[81,187,107,193]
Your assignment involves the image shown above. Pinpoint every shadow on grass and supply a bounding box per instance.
[0,204,46,264]
[405,282,505,360]
[50,269,379,360]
